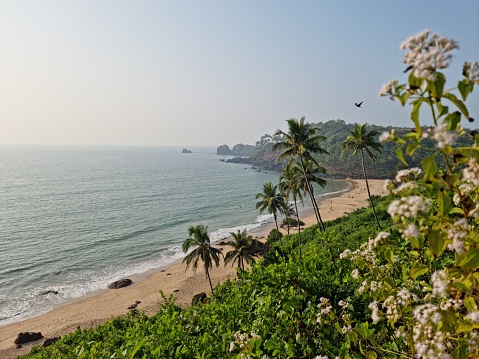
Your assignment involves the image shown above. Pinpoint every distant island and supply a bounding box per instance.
[182,148,193,154]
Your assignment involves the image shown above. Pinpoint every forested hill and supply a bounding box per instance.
[219,119,477,179]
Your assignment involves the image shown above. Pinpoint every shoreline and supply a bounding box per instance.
[0,179,386,358]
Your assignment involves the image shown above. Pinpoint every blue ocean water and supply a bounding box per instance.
[0,146,349,325]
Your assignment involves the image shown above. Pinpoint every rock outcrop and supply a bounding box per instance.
[14,332,43,345]
[107,279,133,289]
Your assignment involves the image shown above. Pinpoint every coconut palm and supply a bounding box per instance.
[279,165,305,254]
[341,123,383,230]
[273,117,329,231]
[182,224,222,294]
[224,230,258,272]
[255,182,286,238]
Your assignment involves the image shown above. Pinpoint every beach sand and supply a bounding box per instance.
[0,179,386,358]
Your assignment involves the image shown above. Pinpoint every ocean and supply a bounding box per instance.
[0,146,349,326]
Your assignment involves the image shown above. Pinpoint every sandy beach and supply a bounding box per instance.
[0,179,386,358]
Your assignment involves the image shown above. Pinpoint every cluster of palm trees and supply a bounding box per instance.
[182,225,260,293]
[182,118,383,294]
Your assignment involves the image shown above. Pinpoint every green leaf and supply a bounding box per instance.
[406,143,420,156]
[441,309,457,333]
[410,263,429,279]
[410,236,424,249]
[456,322,474,334]
[366,351,378,359]
[444,111,462,131]
[408,71,424,89]
[436,102,449,117]
[459,247,479,268]
[428,231,445,258]
[458,80,474,101]
[396,147,408,166]
[428,72,446,98]
[410,101,423,133]
[438,189,453,216]
[443,93,469,118]
[421,155,438,183]
[464,296,479,312]
[384,249,394,264]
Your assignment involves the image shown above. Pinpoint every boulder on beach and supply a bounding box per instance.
[14,332,44,345]
[192,292,207,305]
[107,279,133,289]
[43,337,60,347]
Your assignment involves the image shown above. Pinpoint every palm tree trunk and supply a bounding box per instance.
[206,271,214,294]
[294,199,302,258]
[361,149,382,230]
[273,212,283,245]
[299,157,325,231]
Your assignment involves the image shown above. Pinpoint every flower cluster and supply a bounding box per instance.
[400,30,459,81]
[423,123,456,148]
[378,79,398,99]
[229,331,260,355]
[463,157,479,187]
[412,304,453,359]
[316,297,332,324]
[388,195,430,220]
[446,218,469,254]
[463,61,479,83]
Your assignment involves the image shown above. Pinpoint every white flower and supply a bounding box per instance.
[369,301,380,323]
[463,158,479,186]
[388,195,430,220]
[395,168,423,182]
[351,268,359,279]
[229,341,235,352]
[446,218,469,254]
[338,300,348,307]
[393,182,418,196]
[459,183,474,195]
[341,325,352,334]
[431,270,448,298]
[431,123,455,148]
[466,312,479,323]
[400,30,459,81]
[402,223,420,240]
[378,79,398,99]
[453,193,461,206]
[315,356,329,359]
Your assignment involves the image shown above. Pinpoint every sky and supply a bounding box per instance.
[1,1,478,147]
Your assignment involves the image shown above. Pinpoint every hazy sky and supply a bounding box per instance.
[1,1,478,147]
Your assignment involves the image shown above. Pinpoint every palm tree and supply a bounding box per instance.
[279,165,305,254]
[341,123,383,230]
[273,117,329,231]
[182,224,222,293]
[224,230,258,272]
[255,182,286,238]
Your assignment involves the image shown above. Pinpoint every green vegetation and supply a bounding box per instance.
[19,30,479,358]
[20,197,396,359]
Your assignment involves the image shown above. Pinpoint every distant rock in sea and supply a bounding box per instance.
[182,148,193,153]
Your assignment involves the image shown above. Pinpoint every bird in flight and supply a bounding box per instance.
[355,102,363,107]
